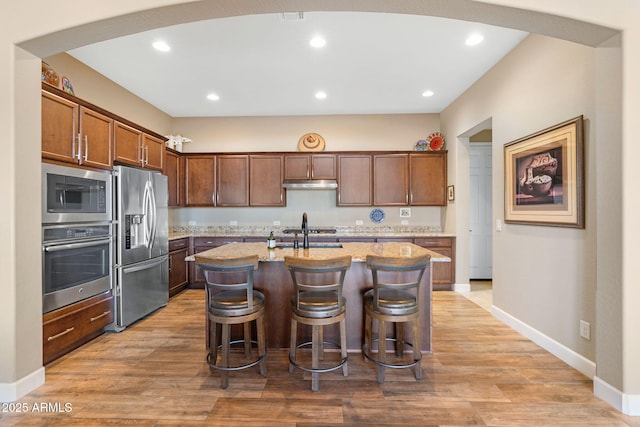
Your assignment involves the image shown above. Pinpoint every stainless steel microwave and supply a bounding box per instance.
[42,163,112,224]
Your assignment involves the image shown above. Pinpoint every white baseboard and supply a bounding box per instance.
[491,305,596,379]
[594,376,640,416]
[0,367,45,402]
[453,282,471,292]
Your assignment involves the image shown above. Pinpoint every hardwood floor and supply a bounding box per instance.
[2,289,638,426]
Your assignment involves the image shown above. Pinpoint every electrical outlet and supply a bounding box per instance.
[355,220,363,226]
[229,220,238,226]
[273,220,281,226]
[580,320,591,340]
[401,220,409,225]
[188,220,196,226]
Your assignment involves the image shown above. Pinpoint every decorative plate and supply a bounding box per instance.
[414,140,428,151]
[370,208,385,224]
[298,133,325,151]
[427,132,445,151]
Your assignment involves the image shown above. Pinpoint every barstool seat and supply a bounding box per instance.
[195,254,267,389]
[363,254,430,383]
[285,255,352,392]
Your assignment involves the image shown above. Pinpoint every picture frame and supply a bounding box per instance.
[504,115,584,228]
[447,185,455,202]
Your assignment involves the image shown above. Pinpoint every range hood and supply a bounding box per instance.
[282,179,338,190]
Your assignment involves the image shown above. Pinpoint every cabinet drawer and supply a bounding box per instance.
[193,236,239,248]
[43,293,113,364]
[169,238,189,251]
[414,237,452,247]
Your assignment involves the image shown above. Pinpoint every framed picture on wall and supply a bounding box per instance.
[504,115,584,228]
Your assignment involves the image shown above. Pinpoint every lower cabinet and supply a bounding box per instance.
[42,291,114,364]
[414,237,456,290]
[168,238,189,297]
[190,237,243,285]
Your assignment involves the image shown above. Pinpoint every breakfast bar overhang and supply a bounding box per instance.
[192,242,450,352]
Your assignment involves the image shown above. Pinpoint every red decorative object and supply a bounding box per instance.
[427,132,445,151]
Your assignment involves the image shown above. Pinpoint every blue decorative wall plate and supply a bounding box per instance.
[370,208,385,223]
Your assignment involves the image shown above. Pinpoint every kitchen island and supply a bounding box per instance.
[193,242,449,352]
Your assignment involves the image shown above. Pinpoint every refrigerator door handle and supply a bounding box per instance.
[148,182,157,250]
[142,181,151,248]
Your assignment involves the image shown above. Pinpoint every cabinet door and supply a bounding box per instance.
[337,154,372,206]
[143,133,165,171]
[311,154,336,179]
[410,153,447,206]
[284,154,311,180]
[114,122,143,167]
[79,107,113,169]
[250,155,285,206]
[168,248,189,297]
[41,91,78,164]
[164,150,181,207]
[217,155,249,206]
[184,155,216,206]
[414,237,456,290]
[374,154,409,205]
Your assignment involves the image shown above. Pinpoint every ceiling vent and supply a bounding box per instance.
[280,12,304,21]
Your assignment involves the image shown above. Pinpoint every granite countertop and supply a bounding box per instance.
[189,241,450,263]
[169,228,455,241]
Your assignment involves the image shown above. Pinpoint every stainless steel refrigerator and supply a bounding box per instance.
[111,165,169,331]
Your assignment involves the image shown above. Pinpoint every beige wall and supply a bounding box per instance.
[442,33,599,359]
[44,53,173,134]
[2,0,639,415]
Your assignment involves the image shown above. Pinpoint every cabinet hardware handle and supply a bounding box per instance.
[90,311,111,322]
[145,145,149,165]
[47,327,75,341]
[211,192,216,206]
[139,144,144,165]
[83,135,89,161]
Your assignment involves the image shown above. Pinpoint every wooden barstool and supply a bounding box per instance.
[363,254,430,383]
[195,254,267,389]
[285,255,352,392]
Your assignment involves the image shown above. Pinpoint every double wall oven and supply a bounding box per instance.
[42,163,113,313]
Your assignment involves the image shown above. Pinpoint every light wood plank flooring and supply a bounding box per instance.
[2,289,637,426]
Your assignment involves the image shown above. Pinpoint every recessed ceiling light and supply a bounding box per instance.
[206,93,220,101]
[152,41,171,52]
[422,90,435,97]
[465,33,484,46]
[314,91,327,99]
[309,36,326,48]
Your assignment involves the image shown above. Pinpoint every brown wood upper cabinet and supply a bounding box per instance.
[284,153,336,180]
[337,154,372,206]
[410,152,447,206]
[114,122,164,171]
[42,91,113,170]
[373,154,409,206]
[164,149,182,207]
[184,154,216,206]
[250,154,285,207]
[216,155,249,206]
[183,154,249,207]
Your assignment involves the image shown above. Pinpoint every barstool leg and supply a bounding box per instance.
[209,319,218,368]
[340,317,348,376]
[289,318,297,373]
[243,322,252,357]
[257,315,267,376]
[364,311,372,360]
[221,323,231,389]
[377,319,386,383]
[312,325,321,392]
[412,318,422,380]
[395,322,404,358]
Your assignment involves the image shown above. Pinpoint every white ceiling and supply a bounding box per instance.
[68,11,528,118]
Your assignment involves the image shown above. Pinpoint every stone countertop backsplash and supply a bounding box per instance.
[169,225,453,240]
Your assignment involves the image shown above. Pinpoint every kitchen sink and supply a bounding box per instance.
[276,243,343,249]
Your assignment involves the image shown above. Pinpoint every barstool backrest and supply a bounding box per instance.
[285,255,352,318]
[365,254,430,315]
[195,255,260,312]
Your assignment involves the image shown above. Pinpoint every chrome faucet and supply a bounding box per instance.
[301,212,309,249]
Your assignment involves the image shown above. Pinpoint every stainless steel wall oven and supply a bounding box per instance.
[42,223,113,313]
